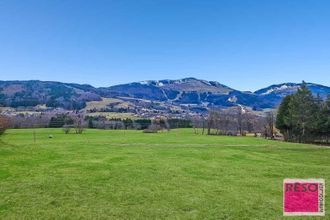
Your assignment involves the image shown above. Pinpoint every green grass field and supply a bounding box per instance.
[0,129,329,219]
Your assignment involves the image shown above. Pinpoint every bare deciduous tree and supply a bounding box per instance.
[62,124,73,134]
[73,113,85,134]
[265,111,275,139]
[192,115,206,134]
[205,107,266,136]
[0,115,10,135]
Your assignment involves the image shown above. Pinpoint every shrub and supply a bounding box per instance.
[143,124,161,133]
[74,126,84,134]
[62,125,74,134]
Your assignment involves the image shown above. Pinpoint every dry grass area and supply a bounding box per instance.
[85,98,125,111]
[86,112,137,119]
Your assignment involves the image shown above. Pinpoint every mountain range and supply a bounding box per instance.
[0,78,329,115]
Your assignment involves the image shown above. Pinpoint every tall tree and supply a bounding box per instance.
[317,95,330,143]
[276,95,293,141]
[276,82,324,143]
[289,82,318,142]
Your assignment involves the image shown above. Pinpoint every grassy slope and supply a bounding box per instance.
[0,129,329,219]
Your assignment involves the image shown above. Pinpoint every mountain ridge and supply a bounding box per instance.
[0,78,329,114]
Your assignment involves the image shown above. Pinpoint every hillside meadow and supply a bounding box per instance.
[0,128,329,219]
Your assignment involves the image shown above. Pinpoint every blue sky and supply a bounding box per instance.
[0,0,329,91]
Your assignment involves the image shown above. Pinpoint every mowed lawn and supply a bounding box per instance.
[0,129,329,219]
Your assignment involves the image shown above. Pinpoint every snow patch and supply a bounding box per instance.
[228,96,237,103]
[237,104,246,113]
[202,102,209,107]
[261,84,297,95]
[201,80,211,86]
[139,81,149,85]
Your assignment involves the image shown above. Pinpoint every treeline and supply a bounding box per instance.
[276,82,330,144]
[49,115,192,130]
[86,117,192,130]
[0,111,193,131]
